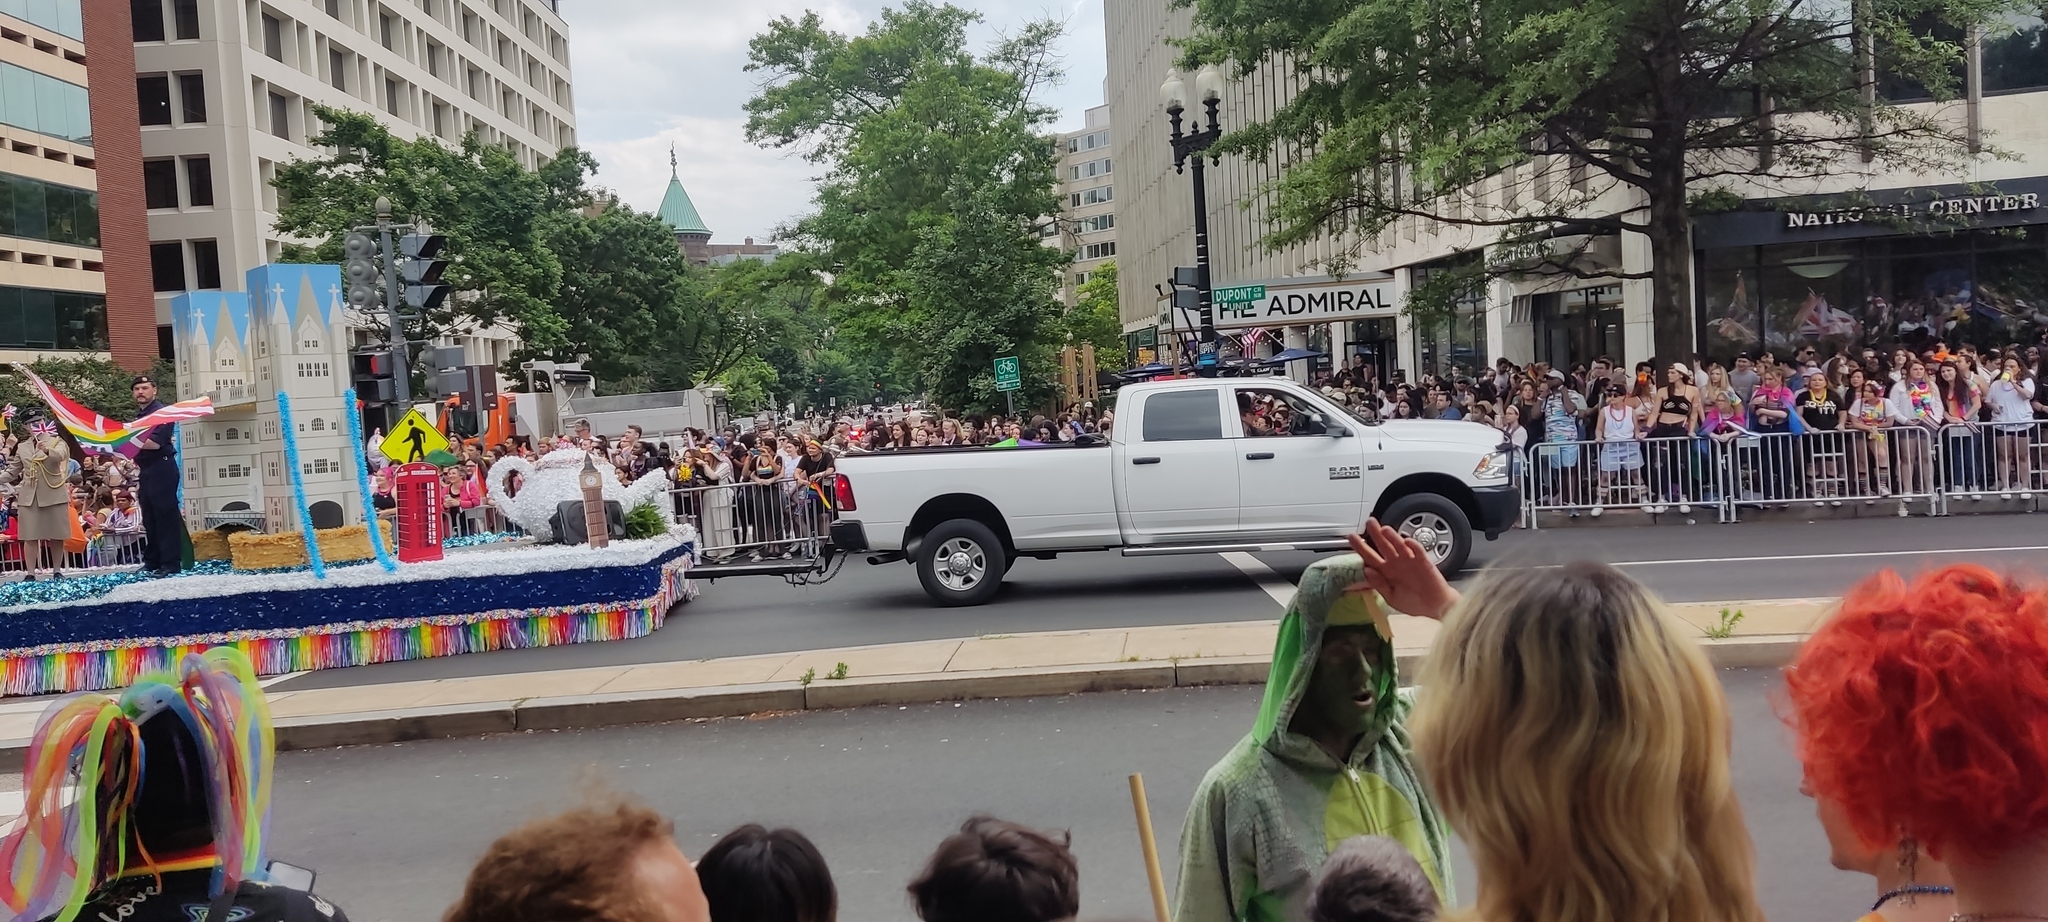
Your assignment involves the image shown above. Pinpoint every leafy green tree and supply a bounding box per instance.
[272,108,574,356]
[745,1,1071,412]
[534,194,692,387]
[1180,0,2018,362]
[1063,261,1128,370]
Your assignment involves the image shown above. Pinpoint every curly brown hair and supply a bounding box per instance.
[443,793,675,922]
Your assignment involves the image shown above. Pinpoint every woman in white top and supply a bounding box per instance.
[1986,356,2037,498]
[692,445,737,556]
[1887,359,1944,498]
[1594,383,1644,516]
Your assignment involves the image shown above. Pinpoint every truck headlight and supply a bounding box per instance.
[1473,450,1509,481]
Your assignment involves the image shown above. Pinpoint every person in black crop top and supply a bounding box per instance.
[1640,362,1703,514]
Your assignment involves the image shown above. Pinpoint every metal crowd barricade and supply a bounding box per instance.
[0,533,149,575]
[1947,419,2045,503]
[1718,427,1938,517]
[1522,434,1730,523]
[669,473,838,565]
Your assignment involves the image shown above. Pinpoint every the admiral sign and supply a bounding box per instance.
[1174,276,1399,332]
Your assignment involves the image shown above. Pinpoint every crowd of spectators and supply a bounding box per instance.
[1304,340,2048,515]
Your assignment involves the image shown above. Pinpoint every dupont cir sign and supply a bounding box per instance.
[1178,278,1398,332]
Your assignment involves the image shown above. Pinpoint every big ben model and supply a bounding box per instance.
[580,454,610,548]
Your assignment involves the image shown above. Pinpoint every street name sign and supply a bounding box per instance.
[1214,284,1266,304]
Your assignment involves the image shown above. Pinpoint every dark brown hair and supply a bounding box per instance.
[907,816,1079,922]
[1309,836,1439,922]
[696,824,837,922]
[442,793,673,922]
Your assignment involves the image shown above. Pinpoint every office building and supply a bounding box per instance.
[132,0,577,369]
[1056,103,1116,308]
[0,0,157,368]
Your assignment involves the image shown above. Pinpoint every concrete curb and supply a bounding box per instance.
[0,634,1816,763]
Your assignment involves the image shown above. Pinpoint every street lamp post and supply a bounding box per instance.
[1162,65,1227,372]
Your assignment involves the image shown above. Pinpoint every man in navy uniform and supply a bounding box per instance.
[129,375,188,575]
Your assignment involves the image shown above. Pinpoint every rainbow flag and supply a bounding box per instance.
[13,364,213,456]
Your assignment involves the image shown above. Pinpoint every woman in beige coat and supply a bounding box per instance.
[12,417,73,578]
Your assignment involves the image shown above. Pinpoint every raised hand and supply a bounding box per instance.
[1345,518,1461,621]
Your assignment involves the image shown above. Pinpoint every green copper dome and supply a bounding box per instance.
[657,149,711,237]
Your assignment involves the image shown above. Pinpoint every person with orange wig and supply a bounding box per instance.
[1785,565,2048,922]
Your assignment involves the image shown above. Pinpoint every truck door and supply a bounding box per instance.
[1116,387,1241,542]
[1230,386,1366,537]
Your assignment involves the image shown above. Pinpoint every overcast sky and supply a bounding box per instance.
[557,0,1109,244]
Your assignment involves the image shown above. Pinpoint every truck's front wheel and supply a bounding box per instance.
[916,518,1007,607]
[1381,493,1472,577]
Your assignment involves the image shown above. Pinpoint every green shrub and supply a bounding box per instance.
[623,502,668,540]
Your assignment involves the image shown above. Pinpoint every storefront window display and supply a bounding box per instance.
[1532,285,1624,371]
[1347,317,1397,384]
[1697,227,2048,363]
[1411,258,1488,380]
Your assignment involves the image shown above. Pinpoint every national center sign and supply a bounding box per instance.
[1174,277,1399,332]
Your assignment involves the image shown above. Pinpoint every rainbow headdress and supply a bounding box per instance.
[0,648,275,922]
[12,364,213,457]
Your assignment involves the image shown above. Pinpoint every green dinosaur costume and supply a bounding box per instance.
[1173,555,1454,922]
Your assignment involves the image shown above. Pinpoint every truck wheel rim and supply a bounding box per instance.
[1398,512,1455,565]
[934,537,986,592]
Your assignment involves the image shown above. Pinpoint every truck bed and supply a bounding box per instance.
[836,443,1120,552]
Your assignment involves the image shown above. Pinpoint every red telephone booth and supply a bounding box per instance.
[393,462,445,563]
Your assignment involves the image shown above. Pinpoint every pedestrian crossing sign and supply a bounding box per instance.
[382,408,451,464]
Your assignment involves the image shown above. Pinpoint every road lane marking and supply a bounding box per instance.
[1609,544,2048,568]
[259,671,307,689]
[1220,552,1296,607]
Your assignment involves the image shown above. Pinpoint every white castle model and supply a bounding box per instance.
[170,264,362,535]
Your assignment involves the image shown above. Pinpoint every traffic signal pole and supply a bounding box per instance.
[376,198,412,407]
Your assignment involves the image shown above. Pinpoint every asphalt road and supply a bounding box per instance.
[266,668,1865,922]
[277,513,2048,690]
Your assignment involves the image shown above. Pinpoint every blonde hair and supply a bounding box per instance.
[1412,562,1761,922]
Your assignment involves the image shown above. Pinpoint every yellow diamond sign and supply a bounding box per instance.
[381,408,451,464]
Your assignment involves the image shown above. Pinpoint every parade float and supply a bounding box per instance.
[0,264,689,696]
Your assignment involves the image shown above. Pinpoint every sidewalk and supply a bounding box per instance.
[0,597,1832,765]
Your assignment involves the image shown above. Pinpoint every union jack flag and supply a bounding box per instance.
[28,419,56,438]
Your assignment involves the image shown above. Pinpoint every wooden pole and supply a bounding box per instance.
[1129,773,1172,922]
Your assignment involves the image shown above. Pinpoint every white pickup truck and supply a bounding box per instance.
[826,377,1519,606]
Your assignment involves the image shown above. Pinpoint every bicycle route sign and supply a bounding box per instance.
[994,355,1022,392]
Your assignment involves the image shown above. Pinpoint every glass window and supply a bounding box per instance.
[191,239,221,290]
[268,92,289,140]
[138,74,172,126]
[185,156,212,206]
[43,182,74,244]
[0,174,13,238]
[150,241,185,292]
[1411,256,1488,379]
[143,158,178,209]
[261,14,282,61]
[329,48,347,91]
[12,174,45,240]
[19,287,54,348]
[1876,13,1967,101]
[0,0,83,39]
[178,73,206,123]
[1235,388,1332,436]
[73,183,96,247]
[132,0,166,41]
[0,287,18,345]
[1983,10,2048,93]
[170,0,197,39]
[55,290,105,349]
[1142,390,1224,441]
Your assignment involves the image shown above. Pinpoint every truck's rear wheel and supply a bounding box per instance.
[1382,493,1472,577]
[916,518,1007,607]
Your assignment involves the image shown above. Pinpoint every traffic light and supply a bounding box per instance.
[398,233,450,313]
[422,345,466,400]
[344,233,381,312]
[351,350,396,403]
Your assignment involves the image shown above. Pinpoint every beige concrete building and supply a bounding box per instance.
[1105,0,2048,380]
[1056,103,1116,308]
[132,0,577,369]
